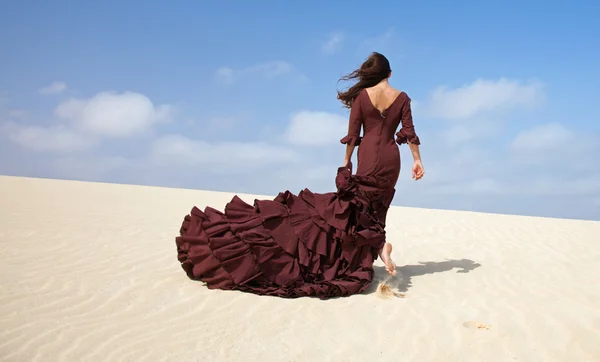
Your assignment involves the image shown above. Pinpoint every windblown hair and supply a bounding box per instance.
[337,52,392,108]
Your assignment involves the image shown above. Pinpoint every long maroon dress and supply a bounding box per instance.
[175,89,420,299]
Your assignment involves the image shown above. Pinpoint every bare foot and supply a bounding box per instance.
[379,242,397,276]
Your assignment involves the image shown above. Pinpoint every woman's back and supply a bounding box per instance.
[365,85,402,115]
[350,88,408,188]
[361,86,407,142]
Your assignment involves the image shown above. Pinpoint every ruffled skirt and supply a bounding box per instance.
[175,167,395,299]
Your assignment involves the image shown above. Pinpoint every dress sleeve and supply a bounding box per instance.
[340,94,363,147]
[395,95,421,145]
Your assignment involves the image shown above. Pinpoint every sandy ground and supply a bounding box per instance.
[1,175,599,362]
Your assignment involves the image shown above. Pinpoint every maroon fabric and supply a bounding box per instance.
[175,89,420,299]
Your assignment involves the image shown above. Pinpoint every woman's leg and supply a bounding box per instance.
[379,242,396,276]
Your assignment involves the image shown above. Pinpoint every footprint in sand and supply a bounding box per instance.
[462,321,491,330]
[376,281,405,299]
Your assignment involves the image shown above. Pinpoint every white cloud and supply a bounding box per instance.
[38,81,67,95]
[1,91,170,154]
[2,122,95,153]
[8,109,27,118]
[322,32,344,54]
[510,123,574,152]
[524,175,600,196]
[425,78,545,119]
[245,61,293,76]
[508,122,600,172]
[0,90,9,106]
[215,67,234,85]
[2,75,598,221]
[427,178,505,195]
[48,155,132,180]
[206,115,237,131]
[424,119,600,203]
[215,60,302,85]
[151,134,299,171]
[358,29,394,54]
[0,91,12,118]
[441,121,500,146]
[55,91,172,138]
[284,111,347,147]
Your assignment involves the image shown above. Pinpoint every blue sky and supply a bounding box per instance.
[1,0,599,220]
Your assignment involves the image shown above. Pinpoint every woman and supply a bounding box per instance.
[175,52,424,299]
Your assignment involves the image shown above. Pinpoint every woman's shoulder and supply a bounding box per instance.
[383,85,404,97]
[389,86,406,95]
[394,88,410,101]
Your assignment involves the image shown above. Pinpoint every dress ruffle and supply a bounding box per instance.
[175,167,394,299]
[395,128,421,145]
[340,135,362,147]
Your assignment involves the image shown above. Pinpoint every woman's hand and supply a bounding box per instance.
[412,160,424,180]
[342,159,352,172]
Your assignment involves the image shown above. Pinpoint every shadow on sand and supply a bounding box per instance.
[367,258,482,295]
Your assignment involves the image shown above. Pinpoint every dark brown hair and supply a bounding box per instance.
[337,52,392,108]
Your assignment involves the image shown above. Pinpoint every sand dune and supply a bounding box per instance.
[1,175,599,362]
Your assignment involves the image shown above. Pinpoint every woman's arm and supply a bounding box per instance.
[395,96,424,180]
[395,96,421,146]
[408,142,421,163]
[340,94,363,168]
[343,144,355,166]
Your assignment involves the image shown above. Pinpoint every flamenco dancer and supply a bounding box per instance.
[175,52,424,299]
